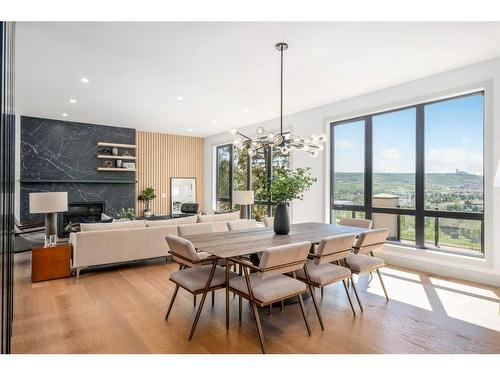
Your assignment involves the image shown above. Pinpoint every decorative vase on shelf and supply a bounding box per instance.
[116,159,123,168]
[112,147,118,156]
[273,203,290,235]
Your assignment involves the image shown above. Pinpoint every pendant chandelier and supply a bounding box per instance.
[230,42,326,158]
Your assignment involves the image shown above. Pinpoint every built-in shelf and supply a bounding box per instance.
[97,155,137,160]
[97,142,137,149]
[97,167,136,172]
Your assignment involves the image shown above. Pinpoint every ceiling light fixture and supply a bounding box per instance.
[177,96,183,101]
[62,113,68,117]
[230,42,326,158]
[80,77,89,83]
[69,99,77,104]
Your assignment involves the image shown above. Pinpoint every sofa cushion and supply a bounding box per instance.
[80,220,146,232]
[197,211,239,223]
[145,215,196,227]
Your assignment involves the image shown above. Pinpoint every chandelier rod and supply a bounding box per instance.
[280,43,284,137]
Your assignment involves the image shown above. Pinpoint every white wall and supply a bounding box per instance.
[204,57,500,287]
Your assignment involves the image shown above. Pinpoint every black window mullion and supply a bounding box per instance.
[415,105,425,248]
[364,116,373,220]
[229,145,233,207]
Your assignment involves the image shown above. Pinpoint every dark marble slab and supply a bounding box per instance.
[20,116,136,221]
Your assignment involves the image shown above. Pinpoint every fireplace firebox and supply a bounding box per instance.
[58,201,105,237]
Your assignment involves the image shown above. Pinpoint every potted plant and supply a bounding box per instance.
[138,187,157,217]
[264,167,316,235]
[117,208,136,221]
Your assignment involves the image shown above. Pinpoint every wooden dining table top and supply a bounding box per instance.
[182,222,370,259]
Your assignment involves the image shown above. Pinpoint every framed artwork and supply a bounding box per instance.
[170,177,197,214]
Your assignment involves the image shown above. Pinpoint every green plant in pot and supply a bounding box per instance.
[138,187,157,217]
[264,167,316,235]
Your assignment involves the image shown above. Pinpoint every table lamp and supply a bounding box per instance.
[29,192,68,246]
[233,190,254,219]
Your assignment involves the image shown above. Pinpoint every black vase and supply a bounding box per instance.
[274,203,290,235]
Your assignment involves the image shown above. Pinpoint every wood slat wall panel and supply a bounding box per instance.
[136,131,204,216]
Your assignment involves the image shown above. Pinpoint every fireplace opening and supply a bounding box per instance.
[59,201,105,237]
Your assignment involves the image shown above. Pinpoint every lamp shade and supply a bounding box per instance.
[233,190,254,205]
[29,192,68,214]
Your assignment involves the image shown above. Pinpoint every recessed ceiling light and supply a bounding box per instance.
[187,128,193,132]
[62,113,68,117]
[211,120,217,124]
[243,109,249,113]
[69,99,77,104]
[81,77,89,83]
[177,96,183,101]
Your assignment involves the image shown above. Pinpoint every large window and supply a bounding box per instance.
[331,92,484,257]
[215,143,290,221]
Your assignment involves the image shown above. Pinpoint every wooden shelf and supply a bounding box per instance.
[97,167,136,172]
[97,155,136,160]
[97,142,137,149]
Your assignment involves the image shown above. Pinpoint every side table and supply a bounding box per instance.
[32,242,72,282]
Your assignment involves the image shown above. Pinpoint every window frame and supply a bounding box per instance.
[215,143,288,218]
[330,91,485,257]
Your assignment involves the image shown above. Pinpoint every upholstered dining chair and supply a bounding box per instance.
[339,217,373,229]
[177,222,217,306]
[296,233,361,322]
[164,235,238,340]
[263,216,274,228]
[227,241,313,353]
[227,220,258,231]
[345,228,390,309]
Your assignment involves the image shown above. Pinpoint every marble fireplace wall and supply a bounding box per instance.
[20,116,136,222]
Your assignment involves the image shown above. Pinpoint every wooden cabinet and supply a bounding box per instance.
[32,243,71,282]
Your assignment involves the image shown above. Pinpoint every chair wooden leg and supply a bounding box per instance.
[188,262,217,341]
[165,285,179,320]
[321,286,324,298]
[350,276,363,312]
[211,290,215,308]
[268,305,272,315]
[281,300,284,312]
[342,279,356,316]
[308,284,324,330]
[250,302,266,354]
[376,268,389,300]
[193,295,196,308]
[297,294,312,337]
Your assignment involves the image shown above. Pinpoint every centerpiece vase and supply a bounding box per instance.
[274,203,290,235]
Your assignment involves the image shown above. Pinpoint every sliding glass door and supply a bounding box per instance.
[331,91,484,257]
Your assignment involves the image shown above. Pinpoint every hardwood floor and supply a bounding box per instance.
[12,252,500,354]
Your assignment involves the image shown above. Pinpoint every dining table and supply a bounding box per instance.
[182,222,372,331]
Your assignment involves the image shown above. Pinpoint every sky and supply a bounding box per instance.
[334,93,484,175]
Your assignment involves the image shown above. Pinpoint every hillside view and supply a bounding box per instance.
[334,171,483,252]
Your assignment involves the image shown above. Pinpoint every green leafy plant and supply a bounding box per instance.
[263,167,316,204]
[117,208,136,220]
[138,187,157,211]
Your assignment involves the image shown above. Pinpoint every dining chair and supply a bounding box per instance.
[227,241,313,353]
[177,222,216,307]
[345,228,390,309]
[339,217,373,229]
[263,216,274,228]
[164,235,238,340]
[227,220,258,231]
[296,233,361,322]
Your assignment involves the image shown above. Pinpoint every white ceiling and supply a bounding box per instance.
[16,22,500,137]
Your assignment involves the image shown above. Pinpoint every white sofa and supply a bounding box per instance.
[69,211,245,277]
